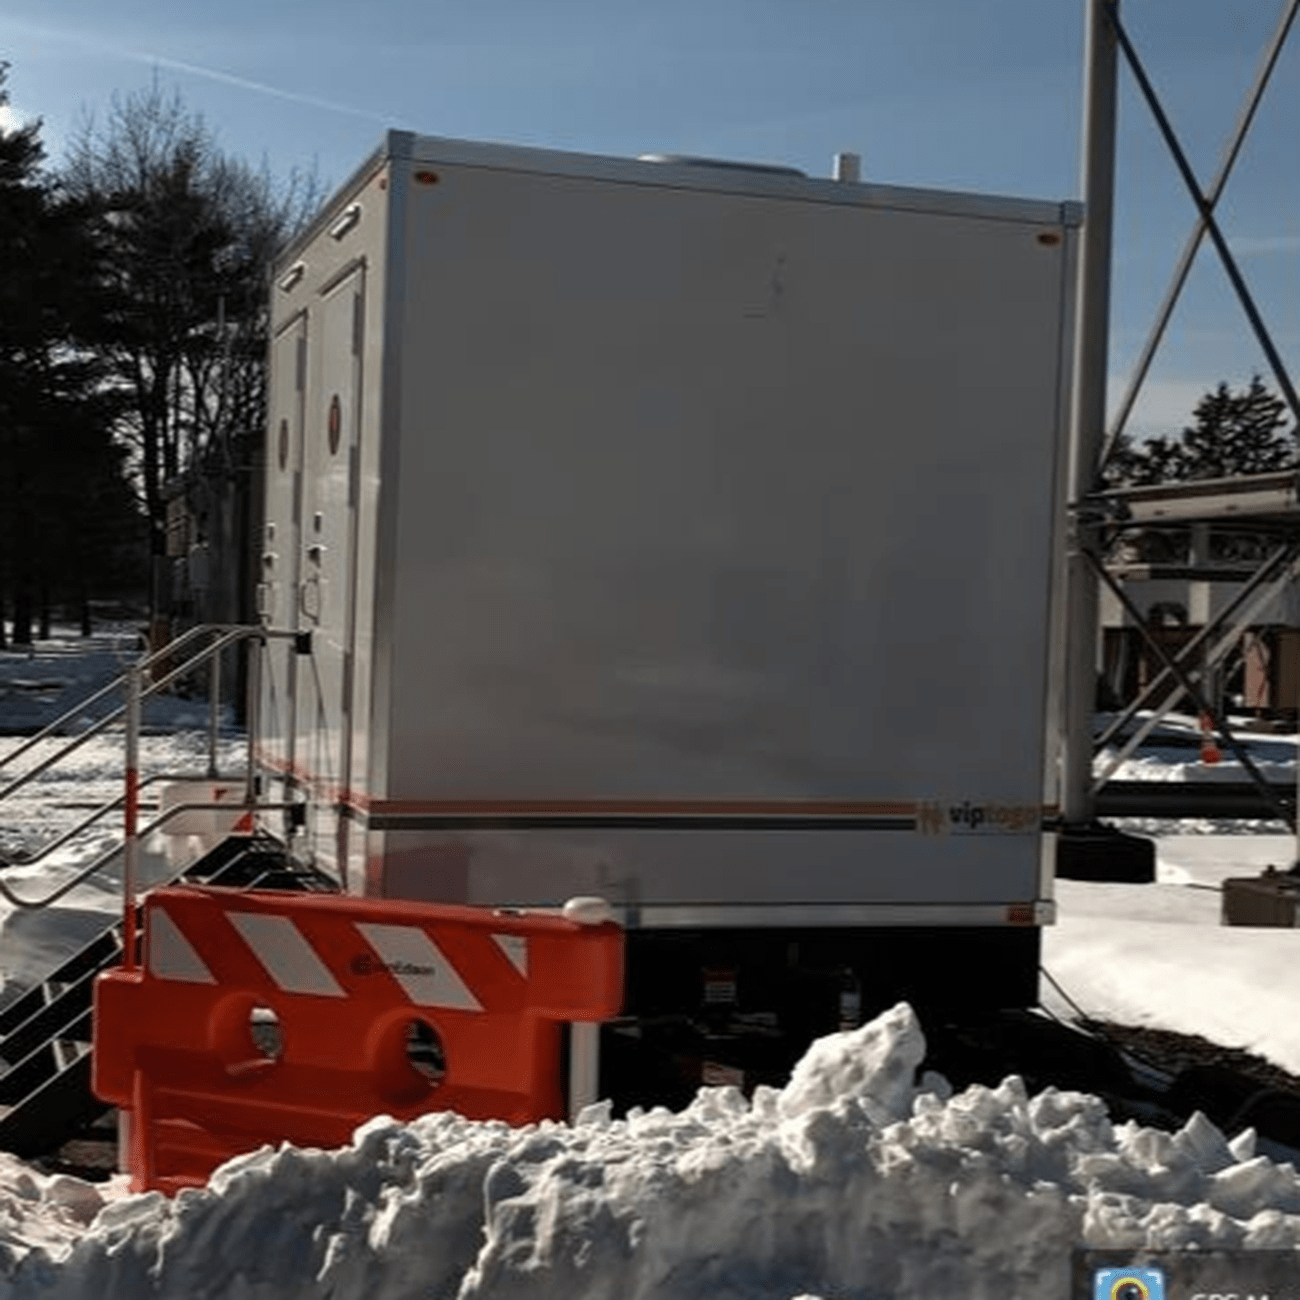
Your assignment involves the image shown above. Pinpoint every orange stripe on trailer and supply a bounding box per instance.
[367,798,919,817]
[250,748,371,806]
[251,746,371,813]
[245,775,1061,831]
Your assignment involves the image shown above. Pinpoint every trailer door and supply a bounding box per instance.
[296,264,366,875]
[257,312,307,779]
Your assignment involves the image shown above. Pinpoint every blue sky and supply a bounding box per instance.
[2,0,1297,440]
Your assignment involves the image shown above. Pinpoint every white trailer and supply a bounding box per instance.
[257,131,1080,1084]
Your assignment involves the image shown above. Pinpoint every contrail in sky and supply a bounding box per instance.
[4,16,399,125]
[127,50,398,125]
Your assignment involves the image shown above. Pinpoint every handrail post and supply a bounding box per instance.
[123,661,142,971]
[208,641,221,781]
[245,633,261,812]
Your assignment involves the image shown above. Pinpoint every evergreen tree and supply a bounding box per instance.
[1105,431,1183,487]
[1107,375,1295,486]
[0,63,145,646]
[1176,376,1294,480]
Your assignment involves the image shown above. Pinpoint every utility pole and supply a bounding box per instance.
[1062,0,1119,833]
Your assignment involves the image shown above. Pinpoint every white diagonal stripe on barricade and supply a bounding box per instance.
[149,908,216,984]
[492,933,528,978]
[354,924,483,1010]
[227,912,346,998]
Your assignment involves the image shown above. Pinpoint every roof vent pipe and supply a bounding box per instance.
[833,152,861,183]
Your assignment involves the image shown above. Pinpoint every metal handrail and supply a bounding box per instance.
[0,623,234,776]
[0,623,303,932]
[0,801,299,911]
[0,625,296,806]
[0,627,241,805]
[7,770,247,872]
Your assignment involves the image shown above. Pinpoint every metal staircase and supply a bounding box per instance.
[0,916,125,1158]
[0,625,314,1167]
[0,836,335,1161]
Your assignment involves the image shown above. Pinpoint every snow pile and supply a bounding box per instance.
[0,1157,129,1270]
[3,1004,1300,1300]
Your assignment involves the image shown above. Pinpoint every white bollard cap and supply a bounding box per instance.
[562,896,614,926]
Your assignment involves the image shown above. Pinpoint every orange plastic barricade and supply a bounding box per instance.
[92,885,623,1195]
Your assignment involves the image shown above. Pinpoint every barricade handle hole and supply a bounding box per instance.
[406,1018,445,1086]
[249,1006,283,1060]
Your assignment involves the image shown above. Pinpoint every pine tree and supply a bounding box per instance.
[1176,376,1293,480]
[0,63,145,645]
[1107,375,1296,487]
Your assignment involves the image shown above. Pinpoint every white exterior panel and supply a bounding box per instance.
[264,132,1077,922]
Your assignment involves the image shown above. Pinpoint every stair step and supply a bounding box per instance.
[0,1042,98,1158]
[0,920,135,1040]
[0,968,100,1068]
[52,1040,90,1073]
[0,832,316,1165]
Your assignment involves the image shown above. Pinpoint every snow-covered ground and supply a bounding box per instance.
[0,631,245,1008]
[1046,837,1300,1076]
[4,1007,1300,1300]
[3,631,1300,1297]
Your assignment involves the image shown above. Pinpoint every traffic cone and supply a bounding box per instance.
[1199,711,1222,765]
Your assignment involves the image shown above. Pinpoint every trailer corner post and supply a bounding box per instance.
[123,660,143,971]
[1063,0,1120,828]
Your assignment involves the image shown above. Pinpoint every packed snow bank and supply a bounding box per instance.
[4,1004,1300,1300]
[1045,904,1300,1075]
[1042,838,1300,1078]
[0,1156,130,1269]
